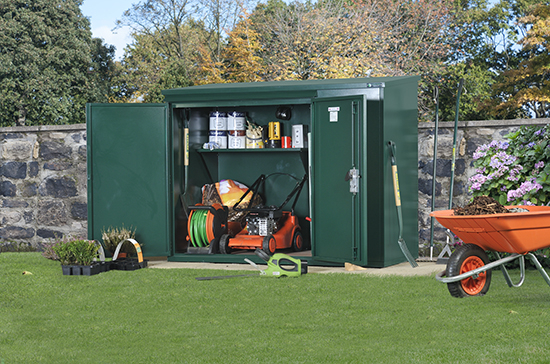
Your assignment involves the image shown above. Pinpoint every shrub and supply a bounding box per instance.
[101,226,136,255]
[52,237,99,266]
[469,124,550,265]
[469,124,550,205]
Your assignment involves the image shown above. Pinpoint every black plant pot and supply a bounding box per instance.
[61,263,103,276]
[111,258,148,271]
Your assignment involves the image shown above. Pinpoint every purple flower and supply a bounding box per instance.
[507,179,543,202]
[535,161,545,169]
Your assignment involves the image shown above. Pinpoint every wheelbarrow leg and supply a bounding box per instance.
[526,253,550,287]
[495,252,526,288]
[436,229,454,265]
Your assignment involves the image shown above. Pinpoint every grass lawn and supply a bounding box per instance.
[1,252,550,363]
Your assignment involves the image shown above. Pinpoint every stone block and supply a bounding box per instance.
[1,140,33,160]
[421,159,466,177]
[1,161,27,179]
[40,140,72,160]
[71,202,88,220]
[78,145,87,158]
[28,161,39,177]
[466,137,491,156]
[0,181,16,197]
[39,177,77,198]
[36,200,67,226]
[21,182,38,197]
[44,161,72,171]
[418,177,442,196]
[1,211,22,224]
[24,211,33,224]
[37,229,64,239]
[0,226,35,239]
[2,199,28,208]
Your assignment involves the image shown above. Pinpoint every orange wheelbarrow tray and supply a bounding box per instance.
[430,206,550,297]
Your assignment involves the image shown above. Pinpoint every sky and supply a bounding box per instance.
[80,0,136,60]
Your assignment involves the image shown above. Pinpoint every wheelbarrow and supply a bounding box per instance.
[431,206,550,298]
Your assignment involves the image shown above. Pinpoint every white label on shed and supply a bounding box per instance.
[328,107,340,122]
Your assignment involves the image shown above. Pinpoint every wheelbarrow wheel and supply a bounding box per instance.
[447,244,492,298]
[263,235,276,255]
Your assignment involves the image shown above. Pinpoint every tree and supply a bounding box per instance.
[0,0,103,126]
[251,0,454,118]
[219,12,264,83]
[115,0,256,99]
[435,0,542,122]
[89,38,117,104]
[491,3,550,118]
[113,20,207,102]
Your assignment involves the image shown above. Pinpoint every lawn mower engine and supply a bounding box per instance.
[219,173,308,255]
[245,210,282,236]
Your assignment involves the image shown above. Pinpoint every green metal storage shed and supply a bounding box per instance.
[87,76,419,267]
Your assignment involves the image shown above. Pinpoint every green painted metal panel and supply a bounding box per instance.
[364,79,419,267]
[312,96,363,263]
[87,104,171,257]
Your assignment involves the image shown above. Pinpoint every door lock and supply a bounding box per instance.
[345,168,360,194]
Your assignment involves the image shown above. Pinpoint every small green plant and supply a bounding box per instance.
[52,237,99,266]
[41,239,60,260]
[0,241,36,253]
[101,226,136,255]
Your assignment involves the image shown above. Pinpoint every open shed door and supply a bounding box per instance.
[311,96,363,264]
[87,104,172,257]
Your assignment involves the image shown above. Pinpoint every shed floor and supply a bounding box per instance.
[148,260,442,276]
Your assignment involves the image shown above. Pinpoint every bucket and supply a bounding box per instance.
[188,110,209,146]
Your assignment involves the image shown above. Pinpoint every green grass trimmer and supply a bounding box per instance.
[196,249,308,280]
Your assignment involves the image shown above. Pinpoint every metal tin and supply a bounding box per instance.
[228,130,246,149]
[209,111,227,130]
[281,136,292,148]
[227,111,246,130]
[228,135,246,149]
[209,130,227,149]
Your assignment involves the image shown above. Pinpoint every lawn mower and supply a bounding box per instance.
[219,173,308,255]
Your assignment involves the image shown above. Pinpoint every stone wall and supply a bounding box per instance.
[418,118,550,256]
[0,124,87,251]
[2,119,550,254]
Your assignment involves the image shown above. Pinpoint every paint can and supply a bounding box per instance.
[227,112,246,131]
[209,111,227,131]
[228,130,246,149]
[209,130,227,149]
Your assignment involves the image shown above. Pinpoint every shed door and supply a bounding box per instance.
[312,97,363,263]
[87,104,171,257]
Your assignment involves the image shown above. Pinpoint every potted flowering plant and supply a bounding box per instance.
[52,237,103,276]
[468,124,550,266]
[469,125,550,206]
[101,226,147,270]
[101,226,136,257]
